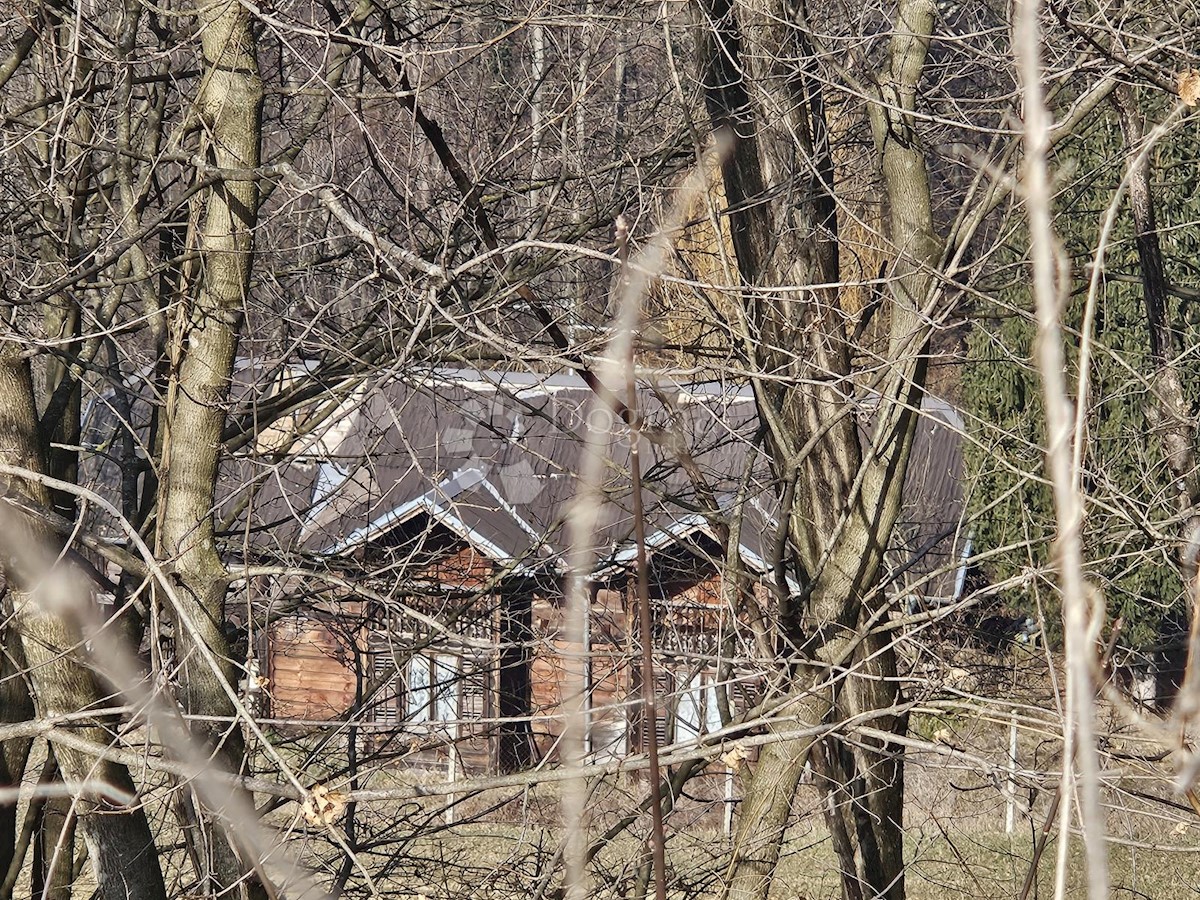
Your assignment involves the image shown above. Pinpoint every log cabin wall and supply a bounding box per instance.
[527,566,764,768]
[590,586,633,761]
[633,572,723,758]
[265,537,505,773]
[266,532,766,775]
[630,562,767,767]
[269,613,361,721]
[529,585,632,762]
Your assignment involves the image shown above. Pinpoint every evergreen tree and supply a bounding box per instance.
[965,100,1200,652]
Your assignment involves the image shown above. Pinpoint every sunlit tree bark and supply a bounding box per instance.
[0,348,167,900]
[698,2,940,897]
[155,1,265,895]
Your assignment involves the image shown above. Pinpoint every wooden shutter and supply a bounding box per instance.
[655,670,673,749]
[460,657,487,720]
[372,649,400,727]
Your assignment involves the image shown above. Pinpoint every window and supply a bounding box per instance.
[705,681,724,734]
[367,640,474,728]
[403,654,461,724]
[672,670,724,742]
[433,655,459,722]
[407,655,431,723]
[676,672,703,741]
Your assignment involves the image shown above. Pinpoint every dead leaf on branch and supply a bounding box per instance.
[720,742,749,771]
[301,783,347,827]
[1178,70,1200,106]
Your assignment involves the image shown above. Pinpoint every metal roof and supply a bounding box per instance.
[206,367,966,599]
[75,363,965,599]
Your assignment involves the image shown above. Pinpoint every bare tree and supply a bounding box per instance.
[4,1,1200,898]
[694,2,941,896]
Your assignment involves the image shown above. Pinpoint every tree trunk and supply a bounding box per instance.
[1111,87,1200,717]
[697,2,939,898]
[1112,89,1200,544]
[842,628,908,899]
[155,2,264,895]
[0,350,167,900]
[0,755,16,892]
[0,595,33,886]
[809,739,867,900]
[31,762,75,900]
[724,723,822,900]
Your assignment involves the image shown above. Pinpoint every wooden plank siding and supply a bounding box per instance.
[265,538,766,774]
[269,614,363,721]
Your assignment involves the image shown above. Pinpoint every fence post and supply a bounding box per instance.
[724,766,734,838]
[446,718,459,826]
[1005,709,1019,834]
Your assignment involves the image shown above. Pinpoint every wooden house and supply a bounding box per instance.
[218,368,966,774]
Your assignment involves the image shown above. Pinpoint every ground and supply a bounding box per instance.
[11,646,1200,897]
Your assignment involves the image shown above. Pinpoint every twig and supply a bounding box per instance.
[1014,2,1109,897]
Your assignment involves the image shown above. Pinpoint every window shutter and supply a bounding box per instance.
[368,626,401,726]
[460,657,487,721]
[373,649,400,727]
[654,670,673,748]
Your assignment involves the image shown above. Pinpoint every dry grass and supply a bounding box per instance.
[241,646,1200,898]
[11,727,1200,898]
[10,648,1198,898]
[317,809,1200,899]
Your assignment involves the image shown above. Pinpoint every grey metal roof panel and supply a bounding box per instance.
[205,367,965,598]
